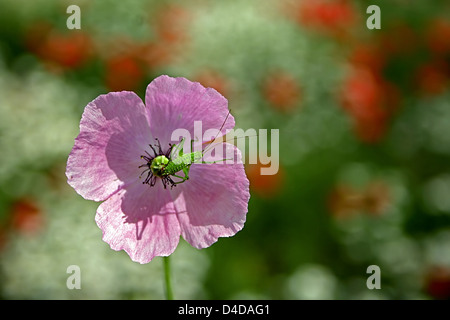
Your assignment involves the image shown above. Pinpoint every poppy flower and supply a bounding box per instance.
[66,75,250,263]
[10,198,44,235]
[262,71,301,113]
[415,61,449,96]
[245,163,285,198]
[425,266,450,299]
[426,18,450,56]
[25,22,92,71]
[153,4,191,44]
[339,67,400,143]
[104,54,145,91]
[328,181,391,219]
[293,0,357,38]
[195,69,230,97]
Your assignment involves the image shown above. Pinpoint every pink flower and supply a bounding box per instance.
[66,75,250,263]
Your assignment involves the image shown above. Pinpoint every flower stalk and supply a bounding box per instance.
[163,256,173,300]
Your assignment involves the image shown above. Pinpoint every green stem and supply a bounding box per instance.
[163,256,174,300]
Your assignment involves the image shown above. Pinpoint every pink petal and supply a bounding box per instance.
[145,75,235,146]
[172,143,250,249]
[66,91,152,201]
[95,180,181,263]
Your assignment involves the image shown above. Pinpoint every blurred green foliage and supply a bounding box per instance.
[0,0,449,299]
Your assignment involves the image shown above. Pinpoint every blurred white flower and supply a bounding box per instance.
[0,67,80,186]
[284,264,337,300]
[1,191,209,299]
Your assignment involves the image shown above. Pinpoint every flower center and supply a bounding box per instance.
[150,155,169,177]
[138,138,176,189]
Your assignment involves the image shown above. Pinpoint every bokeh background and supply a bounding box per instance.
[1,0,450,299]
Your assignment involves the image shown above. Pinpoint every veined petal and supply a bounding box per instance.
[171,143,250,249]
[95,180,181,264]
[66,91,152,201]
[145,75,235,147]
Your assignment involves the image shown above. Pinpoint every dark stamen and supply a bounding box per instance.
[165,143,174,158]
[139,138,176,189]
[155,138,163,155]
[148,144,158,158]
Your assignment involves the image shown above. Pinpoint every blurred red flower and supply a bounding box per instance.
[426,18,450,56]
[262,71,301,113]
[328,181,391,219]
[10,198,44,235]
[139,41,173,69]
[415,60,449,96]
[293,0,357,38]
[425,266,450,299]
[195,69,230,97]
[348,43,386,75]
[0,225,7,251]
[98,36,176,91]
[104,54,145,92]
[153,4,191,45]
[379,23,419,56]
[246,163,285,198]
[25,22,93,71]
[340,66,400,143]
